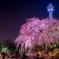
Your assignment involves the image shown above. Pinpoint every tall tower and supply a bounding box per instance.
[47,3,54,19]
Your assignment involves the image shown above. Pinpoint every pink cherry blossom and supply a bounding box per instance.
[15,17,59,49]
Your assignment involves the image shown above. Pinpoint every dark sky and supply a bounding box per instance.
[0,0,59,42]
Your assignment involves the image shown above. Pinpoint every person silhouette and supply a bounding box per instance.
[2,52,5,59]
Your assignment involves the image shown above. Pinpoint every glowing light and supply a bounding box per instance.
[47,3,54,19]
[1,47,7,52]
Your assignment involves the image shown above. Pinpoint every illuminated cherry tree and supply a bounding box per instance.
[15,17,59,50]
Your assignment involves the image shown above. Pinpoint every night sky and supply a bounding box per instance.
[0,0,59,42]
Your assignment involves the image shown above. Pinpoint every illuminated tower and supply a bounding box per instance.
[47,3,54,19]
